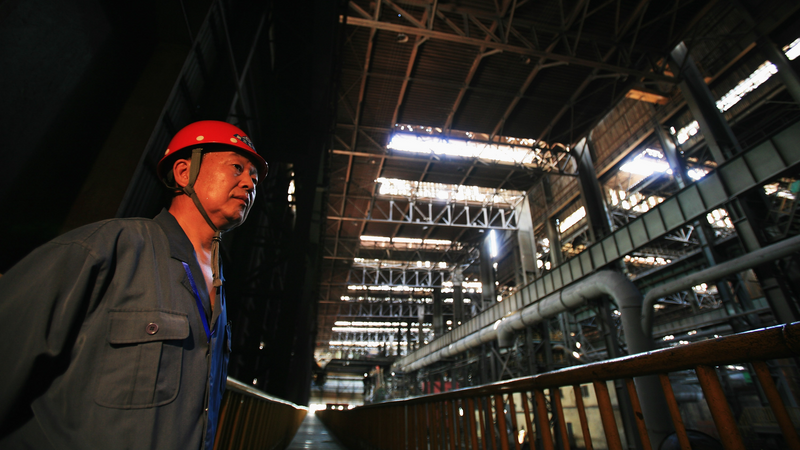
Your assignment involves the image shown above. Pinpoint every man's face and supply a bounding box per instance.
[192,151,258,230]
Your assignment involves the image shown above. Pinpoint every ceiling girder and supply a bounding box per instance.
[343,16,676,83]
[490,0,589,140]
[348,266,453,287]
[536,0,654,143]
[328,198,520,230]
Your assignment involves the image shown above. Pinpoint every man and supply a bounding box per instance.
[0,120,268,449]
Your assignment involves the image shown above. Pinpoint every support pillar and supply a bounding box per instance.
[453,266,464,327]
[597,299,641,450]
[696,221,741,317]
[517,195,539,280]
[480,233,497,307]
[670,42,742,162]
[671,41,800,323]
[545,216,564,267]
[480,343,490,385]
[396,324,402,356]
[417,304,425,348]
[432,288,444,339]
[758,36,800,105]
[542,178,564,268]
[525,326,537,376]
[575,137,613,242]
[541,320,554,372]
[653,113,688,189]
[404,324,410,356]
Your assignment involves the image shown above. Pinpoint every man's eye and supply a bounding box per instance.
[233,164,243,173]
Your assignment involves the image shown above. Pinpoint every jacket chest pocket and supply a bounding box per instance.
[95,310,189,409]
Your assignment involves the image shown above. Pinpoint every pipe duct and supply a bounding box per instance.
[641,233,800,337]
[399,269,671,443]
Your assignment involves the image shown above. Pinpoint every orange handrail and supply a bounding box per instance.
[317,322,800,450]
[213,378,307,450]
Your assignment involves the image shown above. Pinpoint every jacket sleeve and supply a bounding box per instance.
[0,237,109,434]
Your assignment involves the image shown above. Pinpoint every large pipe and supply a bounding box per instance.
[399,270,672,444]
[641,233,800,337]
[494,270,670,444]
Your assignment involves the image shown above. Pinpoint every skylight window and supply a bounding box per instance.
[359,235,462,250]
[675,121,700,145]
[559,207,586,234]
[624,254,672,266]
[715,61,777,112]
[608,190,664,213]
[620,148,672,176]
[707,208,734,229]
[687,168,708,180]
[376,177,524,205]
[388,133,548,167]
[673,37,798,145]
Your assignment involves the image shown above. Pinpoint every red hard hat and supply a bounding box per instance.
[158,120,268,184]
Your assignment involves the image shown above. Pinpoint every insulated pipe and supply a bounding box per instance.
[494,270,670,444]
[402,270,656,368]
[400,269,672,443]
[495,271,653,354]
[641,233,800,337]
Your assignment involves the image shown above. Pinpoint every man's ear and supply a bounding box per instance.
[172,158,191,188]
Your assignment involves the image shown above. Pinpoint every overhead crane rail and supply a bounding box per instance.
[317,322,800,450]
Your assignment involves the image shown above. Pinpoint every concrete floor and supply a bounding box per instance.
[286,413,350,450]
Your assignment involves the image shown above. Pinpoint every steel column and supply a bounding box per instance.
[433,287,444,338]
[670,42,742,162]
[576,138,613,243]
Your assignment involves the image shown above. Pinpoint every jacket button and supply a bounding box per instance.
[146,323,159,335]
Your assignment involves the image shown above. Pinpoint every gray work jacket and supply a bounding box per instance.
[0,209,230,449]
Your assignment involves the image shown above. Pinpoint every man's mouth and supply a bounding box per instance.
[232,195,249,207]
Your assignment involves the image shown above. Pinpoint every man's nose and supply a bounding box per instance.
[241,176,255,192]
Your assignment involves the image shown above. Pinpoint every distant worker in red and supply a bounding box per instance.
[0,120,268,449]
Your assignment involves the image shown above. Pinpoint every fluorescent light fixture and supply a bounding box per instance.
[360,235,390,242]
[489,230,498,258]
[783,38,800,61]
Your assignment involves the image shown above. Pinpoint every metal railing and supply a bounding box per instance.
[317,323,800,450]
[214,378,308,450]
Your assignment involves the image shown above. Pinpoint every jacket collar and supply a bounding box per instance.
[154,208,196,263]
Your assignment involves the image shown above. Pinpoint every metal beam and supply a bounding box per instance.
[490,0,587,139]
[328,199,520,230]
[349,0,381,152]
[343,16,677,83]
[330,149,576,175]
[348,266,453,287]
[536,0,654,143]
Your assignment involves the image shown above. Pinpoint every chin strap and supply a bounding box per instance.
[182,148,223,289]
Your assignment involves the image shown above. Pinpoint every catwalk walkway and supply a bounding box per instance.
[286,412,350,450]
